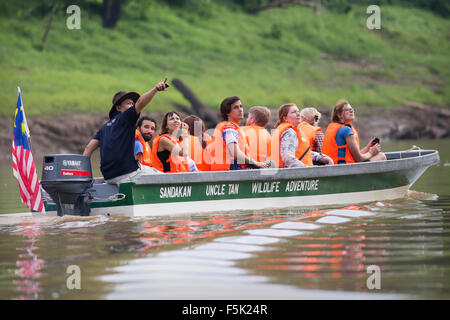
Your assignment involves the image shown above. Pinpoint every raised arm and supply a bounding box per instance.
[135,78,167,114]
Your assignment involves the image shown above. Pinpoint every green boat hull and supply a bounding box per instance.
[42,150,439,217]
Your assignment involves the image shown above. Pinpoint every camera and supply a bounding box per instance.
[370,137,380,146]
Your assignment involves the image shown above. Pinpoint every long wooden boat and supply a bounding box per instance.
[40,149,439,217]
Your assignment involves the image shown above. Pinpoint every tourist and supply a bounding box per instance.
[271,103,333,168]
[83,78,167,184]
[299,107,324,153]
[152,111,198,173]
[209,96,270,171]
[322,99,386,164]
[134,116,157,166]
[183,115,211,171]
[241,106,272,162]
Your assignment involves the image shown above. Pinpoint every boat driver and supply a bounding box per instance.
[83,78,167,184]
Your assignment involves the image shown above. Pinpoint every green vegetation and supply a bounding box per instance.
[0,1,448,116]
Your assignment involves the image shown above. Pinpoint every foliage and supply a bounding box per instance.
[0,0,103,18]
[0,1,448,116]
[229,0,450,17]
[326,0,450,17]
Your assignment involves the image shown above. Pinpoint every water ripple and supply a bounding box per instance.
[0,197,448,299]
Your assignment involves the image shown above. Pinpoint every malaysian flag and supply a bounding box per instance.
[12,87,45,213]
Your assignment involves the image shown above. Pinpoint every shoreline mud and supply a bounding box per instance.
[1,104,448,163]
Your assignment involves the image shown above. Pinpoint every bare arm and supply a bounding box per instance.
[83,139,99,157]
[222,128,268,168]
[135,77,167,114]
[227,142,268,168]
[158,136,189,157]
[361,137,376,154]
[311,151,333,165]
[157,123,190,157]
[346,135,379,162]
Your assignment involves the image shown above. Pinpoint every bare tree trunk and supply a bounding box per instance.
[103,0,125,28]
[41,4,57,49]
[102,0,124,28]
[315,0,322,15]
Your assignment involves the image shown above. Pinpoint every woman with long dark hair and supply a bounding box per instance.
[152,111,198,173]
[183,115,211,171]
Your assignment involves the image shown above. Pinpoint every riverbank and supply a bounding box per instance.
[1,103,448,163]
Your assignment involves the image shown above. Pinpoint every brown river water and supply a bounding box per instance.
[0,139,448,300]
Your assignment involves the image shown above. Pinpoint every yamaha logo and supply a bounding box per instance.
[62,160,81,167]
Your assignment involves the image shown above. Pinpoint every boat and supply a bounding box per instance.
[38,149,440,217]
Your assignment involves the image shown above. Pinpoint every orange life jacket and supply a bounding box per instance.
[151,134,190,173]
[203,134,213,170]
[186,135,211,171]
[322,122,359,164]
[209,121,249,171]
[135,129,152,167]
[298,122,322,152]
[241,125,272,162]
[271,122,313,168]
[204,132,212,146]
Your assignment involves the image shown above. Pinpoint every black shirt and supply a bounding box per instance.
[94,105,140,180]
[157,150,171,172]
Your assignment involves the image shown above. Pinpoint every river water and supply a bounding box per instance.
[0,139,448,300]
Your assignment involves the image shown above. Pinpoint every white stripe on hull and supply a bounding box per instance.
[82,185,410,217]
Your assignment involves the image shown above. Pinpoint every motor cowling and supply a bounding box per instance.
[40,154,93,216]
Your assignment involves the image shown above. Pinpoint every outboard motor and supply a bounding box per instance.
[41,154,93,216]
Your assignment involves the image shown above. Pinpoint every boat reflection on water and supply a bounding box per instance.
[250,226,375,291]
[138,213,289,251]
[12,222,44,300]
[138,205,364,250]
[137,205,384,292]
[6,197,445,299]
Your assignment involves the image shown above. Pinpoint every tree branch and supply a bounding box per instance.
[40,4,57,49]
[171,78,220,128]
